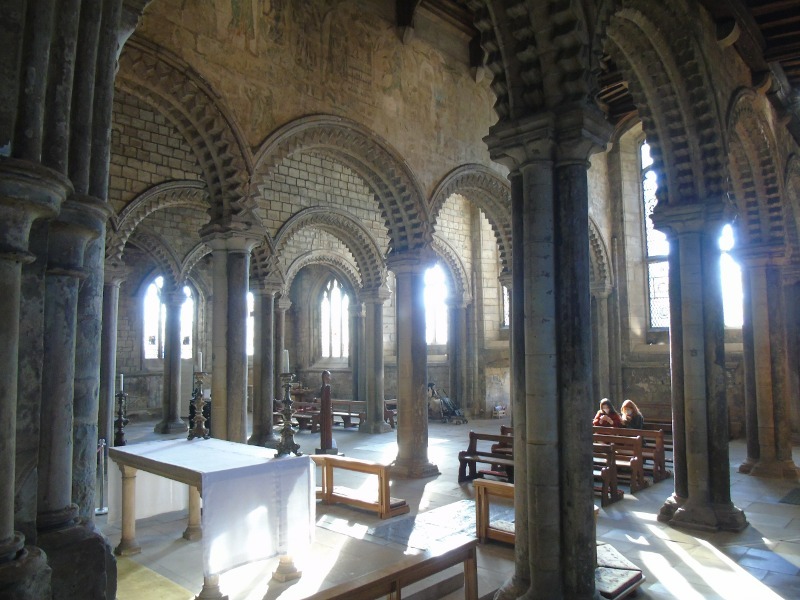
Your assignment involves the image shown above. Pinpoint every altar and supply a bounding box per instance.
[108,439,314,596]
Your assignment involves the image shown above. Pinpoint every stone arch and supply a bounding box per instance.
[252,115,430,255]
[726,89,789,249]
[179,242,212,284]
[784,155,800,262]
[285,250,362,302]
[106,180,209,263]
[127,227,182,286]
[429,164,512,276]
[250,238,285,290]
[605,1,728,208]
[467,1,596,118]
[431,235,472,305]
[589,218,613,290]
[274,207,386,289]
[116,38,255,227]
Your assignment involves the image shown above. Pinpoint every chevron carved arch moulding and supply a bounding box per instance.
[589,218,613,290]
[106,180,209,263]
[429,164,512,276]
[116,38,254,227]
[606,2,728,210]
[252,115,430,256]
[431,235,472,305]
[284,250,362,300]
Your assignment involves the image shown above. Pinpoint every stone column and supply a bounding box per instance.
[154,286,188,434]
[591,285,612,401]
[207,237,257,443]
[653,204,747,532]
[486,109,610,600]
[37,196,107,533]
[448,298,468,411]
[360,286,392,433]
[249,286,278,447]
[0,159,68,598]
[274,295,291,399]
[389,254,438,478]
[350,306,363,402]
[738,250,799,478]
[99,267,125,457]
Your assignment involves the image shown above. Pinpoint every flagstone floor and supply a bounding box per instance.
[99,415,800,599]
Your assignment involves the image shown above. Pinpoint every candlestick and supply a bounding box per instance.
[197,350,203,372]
[282,349,290,374]
[119,373,124,392]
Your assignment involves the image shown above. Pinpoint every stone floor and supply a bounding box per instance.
[99,415,800,599]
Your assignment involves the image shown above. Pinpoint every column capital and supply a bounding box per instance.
[276,295,292,311]
[498,271,512,289]
[103,264,127,286]
[484,106,611,172]
[650,201,727,238]
[162,288,186,308]
[250,282,277,298]
[386,249,433,274]
[203,231,260,254]
[590,283,613,300]
[360,284,392,304]
[0,157,71,258]
[782,260,800,285]
[47,194,112,275]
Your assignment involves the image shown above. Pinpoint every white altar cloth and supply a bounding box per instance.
[109,439,314,576]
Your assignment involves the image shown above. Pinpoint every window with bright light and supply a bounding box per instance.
[641,141,670,328]
[425,264,449,344]
[719,224,743,328]
[501,284,510,328]
[321,278,349,358]
[143,275,194,359]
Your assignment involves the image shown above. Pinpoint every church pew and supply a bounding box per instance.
[310,454,410,519]
[592,434,647,493]
[383,399,398,428]
[593,426,669,482]
[458,432,515,483]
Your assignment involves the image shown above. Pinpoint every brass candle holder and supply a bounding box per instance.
[275,373,301,457]
[188,371,210,440]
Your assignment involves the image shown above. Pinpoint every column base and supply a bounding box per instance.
[741,457,799,480]
[658,494,748,532]
[196,574,228,599]
[247,432,280,448]
[271,554,302,582]
[114,539,141,556]
[359,421,392,434]
[0,546,51,600]
[153,419,189,434]
[390,458,440,479]
[493,575,530,600]
[38,519,117,600]
[183,525,202,541]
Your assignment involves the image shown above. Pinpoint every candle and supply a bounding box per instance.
[283,349,290,373]
[119,373,124,392]
[197,350,203,372]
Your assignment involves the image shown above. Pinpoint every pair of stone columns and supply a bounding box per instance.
[249,286,279,447]
[360,286,393,434]
[651,204,748,532]
[153,282,190,434]
[738,249,799,479]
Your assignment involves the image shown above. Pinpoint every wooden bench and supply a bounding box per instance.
[330,399,367,428]
[310,454,410,519]
[474,479,600,546]
[593,443,624,506]
[474,479,515,544]
[593,434,647,493]
[594,426,669,482]
[384,399,398,429]
[304,535,478,600]
[458,432,515,483]
[643,420,673,458]
[490,425,513,456]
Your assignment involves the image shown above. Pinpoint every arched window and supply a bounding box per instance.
[641,141,670,329]
[501,284,510,328]
[321,278,349,358]
[143,275,194,359]
[424,264,448,344]
[641,140,744,329]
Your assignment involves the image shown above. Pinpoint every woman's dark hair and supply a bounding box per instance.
[599,398,619,415]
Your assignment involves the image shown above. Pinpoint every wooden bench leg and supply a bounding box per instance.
[463,546,478,599]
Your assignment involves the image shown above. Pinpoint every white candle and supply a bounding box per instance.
[283,349,290,373]
[197,351,203,372]
[119,373,124,392]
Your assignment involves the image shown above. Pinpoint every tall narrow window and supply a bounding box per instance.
[719,224,743,328]
[321,278,349,358]
[642,141,670,328]
[424,264,449,344]
[143,276,194,359]
[501,284,510,328]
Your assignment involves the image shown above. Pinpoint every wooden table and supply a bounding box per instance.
[109,439,314,599]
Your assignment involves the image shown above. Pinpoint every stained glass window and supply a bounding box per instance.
[321,278,349,358]
[143,276,194,359]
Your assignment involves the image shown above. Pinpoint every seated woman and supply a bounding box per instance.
[593,398,623,427]
[620,399,644,429]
